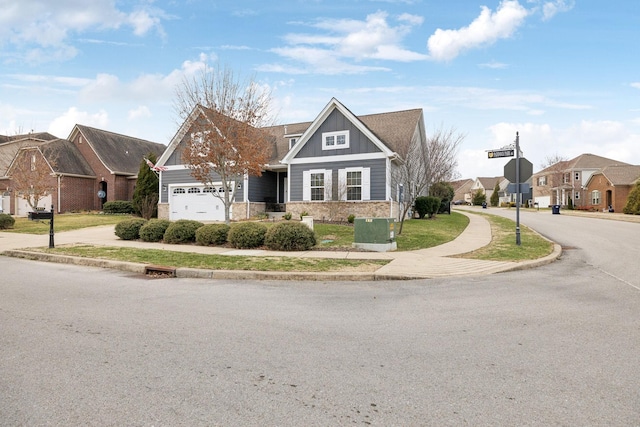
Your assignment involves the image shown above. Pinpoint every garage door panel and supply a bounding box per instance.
[169,185,228,221]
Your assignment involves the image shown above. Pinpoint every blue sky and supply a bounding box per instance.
[1,0,638,179]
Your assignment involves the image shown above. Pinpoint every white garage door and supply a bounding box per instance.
[169,184,232,221]
[16,194,53,217]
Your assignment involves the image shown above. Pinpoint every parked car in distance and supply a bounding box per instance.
[452,200,470,205]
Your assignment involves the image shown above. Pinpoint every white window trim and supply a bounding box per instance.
[322,130,349,151]
[302,169,332,201]
[337,167,370,201]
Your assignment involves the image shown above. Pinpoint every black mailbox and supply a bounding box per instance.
[28,211,53,220]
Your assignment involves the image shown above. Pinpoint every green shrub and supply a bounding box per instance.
[299,211,309,220]
[414,196,441,219]
[283,212,292,220]
[347,214,355,224]
[264,222,316,251]
[196,224,230,246]
[103,200,134,214]
[228,222,267,249]
[163,220,204,244]
[139,219,171,242]
[0,213,15,229]
[114,218,147,240]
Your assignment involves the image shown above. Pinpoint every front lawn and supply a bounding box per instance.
[2,213,135,234]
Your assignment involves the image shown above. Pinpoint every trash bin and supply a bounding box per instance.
[552,205,560,214]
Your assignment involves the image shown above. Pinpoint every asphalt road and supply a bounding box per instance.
[1,213,639,426]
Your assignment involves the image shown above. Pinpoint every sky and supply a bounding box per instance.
[1,0,639,179]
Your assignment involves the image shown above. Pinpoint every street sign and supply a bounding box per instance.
[504,157,533,183]
[487,149,515,159]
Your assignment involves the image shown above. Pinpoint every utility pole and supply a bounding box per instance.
[515,132,521,246]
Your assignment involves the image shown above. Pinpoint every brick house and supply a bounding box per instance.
[0,126,165,215]
[584,165,640,212]
[469,176,507,204]
[531,154,629,208]
[450,178,474,204]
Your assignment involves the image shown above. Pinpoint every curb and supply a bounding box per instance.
[2,247,561,281]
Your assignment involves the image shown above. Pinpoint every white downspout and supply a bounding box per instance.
[57,174,61,212]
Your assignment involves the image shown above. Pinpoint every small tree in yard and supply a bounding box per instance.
[624,181,640,215]
[7,146,57,211]
[393,125,464,234]
[174,64,275,225]
[430,181,454,213]
[472,189,486,206]
[490,180,500,207]
[133,152,160,219]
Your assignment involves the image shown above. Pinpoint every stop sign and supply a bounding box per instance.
[504,157,533,183]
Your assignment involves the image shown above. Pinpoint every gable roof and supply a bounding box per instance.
[0,132,59,144]
[43,139,96,177]
[535,153,629,175]
[590,165,640,186]
[475,176,505,189]
[0,136,56,177]
[69,125,165,176]
[280,98,420,164]
[158,98,425,168]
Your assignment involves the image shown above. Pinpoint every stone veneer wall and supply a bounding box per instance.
[157,203,169,220]
[232,202,266,220]
[286,201,399,221]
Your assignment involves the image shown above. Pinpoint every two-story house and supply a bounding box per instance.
[532,154,629,207]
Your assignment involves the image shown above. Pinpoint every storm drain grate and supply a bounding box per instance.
[144,265,176,278]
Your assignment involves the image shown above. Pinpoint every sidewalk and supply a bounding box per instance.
[0,211,561,281]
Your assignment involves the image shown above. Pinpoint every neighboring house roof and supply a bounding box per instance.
[450,178,474,191]
[0,136,56,177]
[588,165,640,186]
[535,153,629,175]
[0,132,59,144]
[69,125,165,176]
[43,139,96,177]
[475,176,505,190]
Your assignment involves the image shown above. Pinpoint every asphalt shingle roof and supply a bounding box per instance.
[75,125,165,175]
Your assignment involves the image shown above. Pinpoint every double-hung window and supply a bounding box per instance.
[592,190,601,205]
[338,167,370,201]
[303,170,332,201]
[346,171,362,201]
[310,173,325,201]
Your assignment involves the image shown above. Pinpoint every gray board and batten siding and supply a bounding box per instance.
[295,109,383,158]
[289,159,387,201]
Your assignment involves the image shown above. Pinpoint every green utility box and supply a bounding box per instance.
[353,217,397,252]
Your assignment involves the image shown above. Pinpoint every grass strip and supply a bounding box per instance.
[37,245,389,272]
[458,213,553,261]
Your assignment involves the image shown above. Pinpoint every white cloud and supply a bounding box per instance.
[631,83,640,90]
[48,107,109,138]
[427,1,529,62]
[128,106,152,121]
[264,11,426,75]
[541,0,575,21]
[0,0,169,63]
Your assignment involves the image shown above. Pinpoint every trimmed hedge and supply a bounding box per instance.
[264,222,316,251]
[115,218,147,240]
[103,200,134,214]
[228,222,267,249]
[0,213,15,229]
[163,219,204,244]
[196,224,230,246]
[139,219,171,242]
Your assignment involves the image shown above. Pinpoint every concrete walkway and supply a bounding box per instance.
[0,211,561,280]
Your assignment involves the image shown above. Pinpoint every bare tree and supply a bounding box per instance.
[539,153,568,205]
[7,146,57,211]
[174,65,275,224]
[394,124,464,234]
